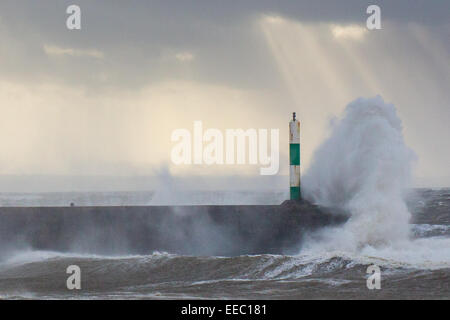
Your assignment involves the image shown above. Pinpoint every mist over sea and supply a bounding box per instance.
[0,190,287,207]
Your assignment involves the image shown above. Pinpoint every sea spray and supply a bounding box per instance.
[150,164,186,205]
[303,96,416,249]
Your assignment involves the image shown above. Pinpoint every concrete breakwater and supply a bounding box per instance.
[0,201,348,257]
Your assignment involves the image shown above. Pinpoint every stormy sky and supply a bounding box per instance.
[0,0,449,189]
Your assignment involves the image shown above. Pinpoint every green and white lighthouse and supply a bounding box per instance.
[289,112,301,200]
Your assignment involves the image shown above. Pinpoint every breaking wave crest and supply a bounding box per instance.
[301,96,450,267]
[303,96,416,249]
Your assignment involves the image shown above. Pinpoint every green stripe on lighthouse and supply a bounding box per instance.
[290,186,301,200]
[289,143,300,165]
[289,112,301,201]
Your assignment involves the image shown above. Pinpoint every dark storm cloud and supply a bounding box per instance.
[0,0,279,90]
[0,0,448,90]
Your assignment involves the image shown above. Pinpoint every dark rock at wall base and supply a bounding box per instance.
[0,201,349,257]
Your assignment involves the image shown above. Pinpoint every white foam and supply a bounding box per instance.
[301,96,450,269]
